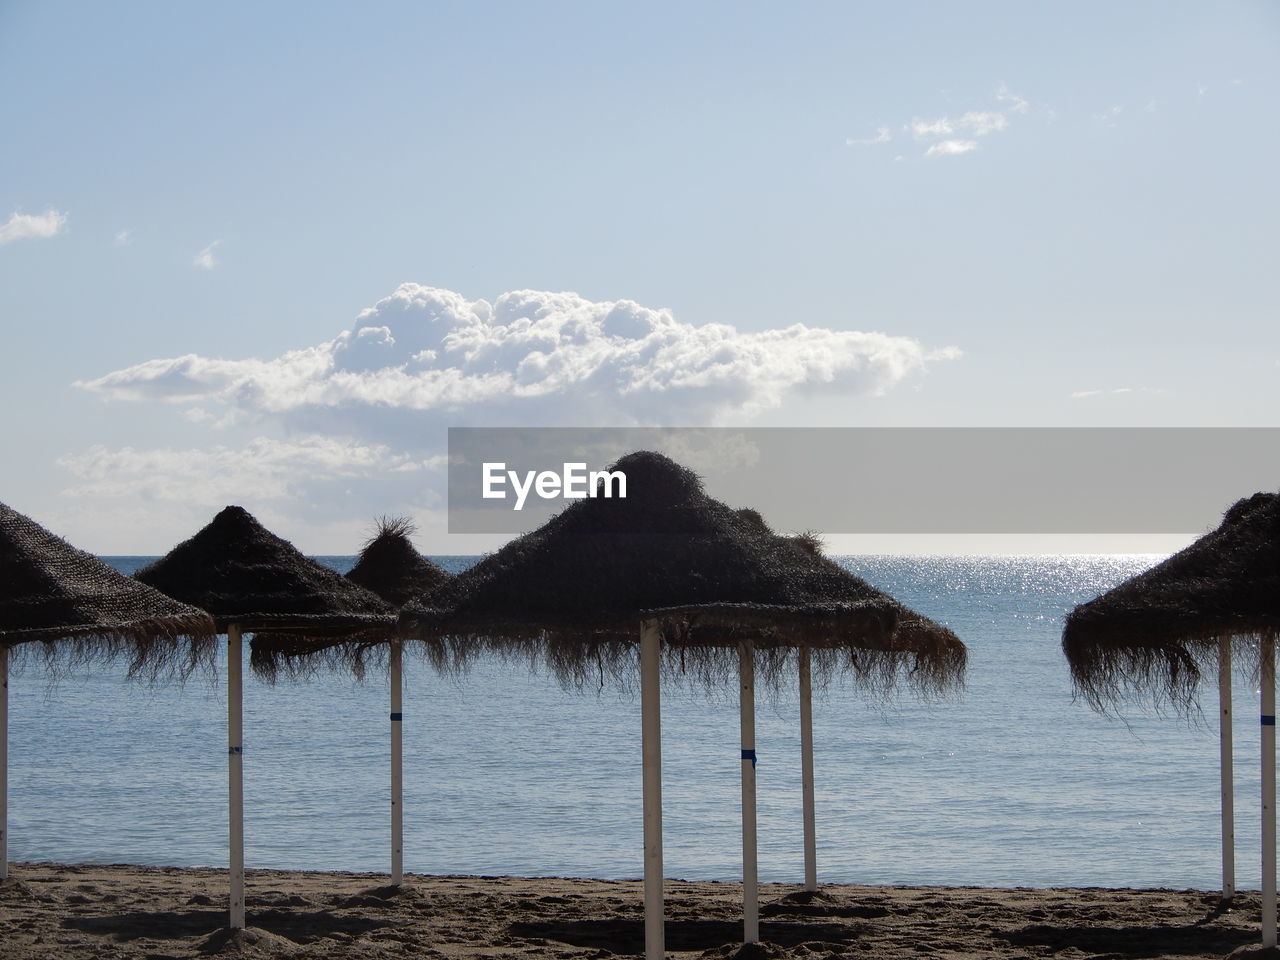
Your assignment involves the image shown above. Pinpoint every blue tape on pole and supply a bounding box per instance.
[741,748,757,768]
[228,746,243,754]
[1263,715,1276,726]
[390,712,403,721]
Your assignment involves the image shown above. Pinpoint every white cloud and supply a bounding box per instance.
[79,284,959,428]
[926,140,978,157]
[54,437,449,552]
[895,87,1029,158]
[58,436,446,508]
[70,284,961,548]
[193,240,221,270]
[910,118,953,138]
[1094,105,1124,126]
[846,126,891,146]
[114,230,132,246]
[958,111,1006,136]
[1070,387,1163,399]
[0,209,67,245]
[996,85,1029,115]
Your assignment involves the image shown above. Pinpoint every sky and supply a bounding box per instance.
[1,1,1277,554]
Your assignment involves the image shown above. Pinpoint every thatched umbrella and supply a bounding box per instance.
[775,525,959,893]
[135,505,394,929]
[402,451,966,957]
[251,516,451,887]
[729,507,963,892]
[347,516,451,607]
[1063,491,1280,946]
[347,517,449,887]
[0,501,215,881]
[248,513,449,676]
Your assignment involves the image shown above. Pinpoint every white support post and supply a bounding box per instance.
[799,644,817,893]
[1220,636,1235,902]
[1263,634,1276,948]
[228,625,245,930]
[740,639,759,944]
[640,620,664,960]
[391,639,404,886]
[1,643,8,882]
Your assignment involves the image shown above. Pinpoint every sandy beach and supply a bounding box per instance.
[0,861,1271,959]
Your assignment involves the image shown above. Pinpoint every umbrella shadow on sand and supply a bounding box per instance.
[1000,919,1256,958]
[62,906,393,946]
[509,917,866,953]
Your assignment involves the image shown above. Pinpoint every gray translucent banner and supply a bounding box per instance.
[447,427,1280,535]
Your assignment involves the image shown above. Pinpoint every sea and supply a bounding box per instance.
[6,554,1266,891]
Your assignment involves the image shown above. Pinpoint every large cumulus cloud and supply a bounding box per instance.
[78,284,957,428]
[65,284,959,549]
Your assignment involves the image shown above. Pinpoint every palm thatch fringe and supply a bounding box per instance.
[1064,628,1277,716]
[406,626,960,700]
[248,630,396,683]
[4,625,217,682]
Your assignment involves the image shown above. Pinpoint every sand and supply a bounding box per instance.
[0,861,1275,960]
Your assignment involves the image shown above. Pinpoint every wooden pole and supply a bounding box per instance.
[391,639,404,886]
[740,639,759,943]
[228,625,245,929]
[1,643,8,882]
[640,619,664,960]
[800,644,817,892]
[1220,636,1235,902]
[1263,634,1276,948]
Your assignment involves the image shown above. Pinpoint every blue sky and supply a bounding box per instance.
[1,1,1276,553]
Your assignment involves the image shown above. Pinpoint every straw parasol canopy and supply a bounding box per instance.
[1,503,216,888]
[401,451,965,694]
[1063,491,1280,712]
[346,516,451,607]
[134,505,396,930]
[250,516,451,679]
[134,505,395,638]
[1,501,215,673]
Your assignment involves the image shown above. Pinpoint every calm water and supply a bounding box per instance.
[6,555,1266,889]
